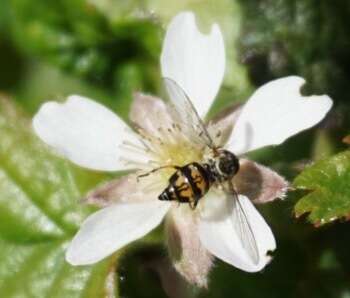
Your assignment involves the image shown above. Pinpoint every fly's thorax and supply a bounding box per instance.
[207,149,239,182]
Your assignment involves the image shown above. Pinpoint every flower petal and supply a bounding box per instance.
[207,104,242,147]
[33,95,146,171]
[234,159,289,204]
[161,11,225,117]
[129,92,172,136]
[66,200,171,265]
[199,194,276,272]
[227,76,333,155]
[165,206,213,288]
[85,172,167,207]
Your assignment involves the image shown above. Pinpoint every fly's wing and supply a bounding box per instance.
[163,77,216,149]
[225,181,260,265]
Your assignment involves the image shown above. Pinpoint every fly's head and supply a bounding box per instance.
[211,149,240,182]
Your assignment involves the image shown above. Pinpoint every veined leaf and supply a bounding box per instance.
[294,151,350,226]
[0,96,117,297]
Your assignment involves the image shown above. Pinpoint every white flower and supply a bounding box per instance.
[32,12,333,288]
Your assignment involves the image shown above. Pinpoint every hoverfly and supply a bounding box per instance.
[138,77,259,264]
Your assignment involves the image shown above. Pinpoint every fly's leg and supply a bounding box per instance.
[188,197,200,210]
[189,200,196,210]
[137,165,180,181]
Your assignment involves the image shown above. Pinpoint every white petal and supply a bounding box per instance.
[165,206,213,288]
[33,95,146,171]
[206,104,242,146]
[227,76,333,155]
[161,11,225,117]
[234,159,289,204]
[85,172,167,207]
[199,194,276,272]
[129,93,172,136]
[66,200,171,265]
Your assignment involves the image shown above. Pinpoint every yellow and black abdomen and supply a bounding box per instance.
[159,162,211,209]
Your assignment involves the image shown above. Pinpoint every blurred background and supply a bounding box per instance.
[0,0,350,297]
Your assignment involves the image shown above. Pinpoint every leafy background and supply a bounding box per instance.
[0,0,350,297]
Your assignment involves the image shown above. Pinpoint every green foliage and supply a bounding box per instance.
[0,96,116,297]
[294,151,350,226]
[237,0,350,100]
[8,0,161,89]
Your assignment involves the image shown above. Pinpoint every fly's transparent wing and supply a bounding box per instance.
[226,182,259,265]
[163,77,216,149]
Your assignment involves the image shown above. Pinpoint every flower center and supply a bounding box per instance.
[147,125,204,178]
[120,122,205,180]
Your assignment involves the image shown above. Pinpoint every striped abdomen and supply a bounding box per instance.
[158,162,211,209]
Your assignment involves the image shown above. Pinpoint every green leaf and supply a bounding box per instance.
[237,0,350,101]
[294,151,350,226]
[0,96,118,297]
[8,0,161,93]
